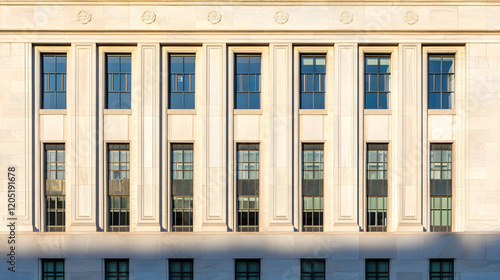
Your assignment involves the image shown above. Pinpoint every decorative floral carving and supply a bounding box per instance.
[404,10,419,25]
[274,11,289,25]
[207,11,222,25]
[77,10,92,24]
[339,11,354,25]
[141,11,156,24]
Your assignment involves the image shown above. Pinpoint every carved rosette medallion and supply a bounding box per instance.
[274,11,289,25]
[404,10,419,25]
[339,11,354,25]
[77,10,92,24]
[207,11,222,25]
[141,11,156,24]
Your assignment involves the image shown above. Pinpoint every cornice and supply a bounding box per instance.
[1,0,499,6]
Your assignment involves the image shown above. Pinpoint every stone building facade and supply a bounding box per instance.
[1,0,500,279]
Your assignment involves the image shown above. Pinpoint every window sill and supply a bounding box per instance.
[39,109,67,115]
[364,109,392,115]
[234,109,262,115]
[428,109,456,115]
[299,109,327,115]
[167,109,197,115]
[103,109,132,115]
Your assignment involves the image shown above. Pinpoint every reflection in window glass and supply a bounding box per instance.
[301,55,326,109]
[430,144,452,232]
[108,144,130,232]
[237,144,259,232]
[365,55,390,109]
[302,144,324,232]
[429,55,454,109]
[235,55,261,109]
[366,144,388,232]
[172,144,194,232]
[45,144,65,232]
[169,55,195,109]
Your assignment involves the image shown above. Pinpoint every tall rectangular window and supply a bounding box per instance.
[42,54,67,109]
[105,259,129,280]
[300,55,325,109]
[301,259,325,280]
[366,259,389,280]
[42,259,64,280]
[237,144,259,232]
[172,144,194,232]
[235,55,261,109]
[430,144,452,232]
[106,54,131,109]
[365,55,390,109]
[302,144,324,232]
[169,259,194,280]
[108,144,130,232]
[235,259,260,280]
[430,259,453,280]
[169,55,195,109]
[429,55,454,109]
[45,144,65,232]
[366,144,388,232]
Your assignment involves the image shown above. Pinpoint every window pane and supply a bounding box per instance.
[379,57,390,73]
[365,57,378,73]
[236,56,249,73]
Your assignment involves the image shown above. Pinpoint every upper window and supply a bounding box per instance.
[106,54,131,109]
[42,259,64,280]
[42,54,67,109]
[235,259,260,280]
[169,259,194,280]
[365,55,390,109]
[428,55,454,109]
[430,259,453,280]
[301,259,325,280]
[169,55,195,109]
[366,259,389,280]
[235,55,261,109]
[300,55,325,109]
[45,144,66,232]
[105,259,129,280]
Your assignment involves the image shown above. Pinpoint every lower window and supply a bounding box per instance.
[367,196,387,232]
[430,196,452,232]
[430,259,453,280]
[105,259,129,280]
[301,259,325,280]
[366,259,389,280]
[169,259,194,280]
[42,259,64,280]
[172,196,193,232]
[302,196,324,232]
[235,259,260,280]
